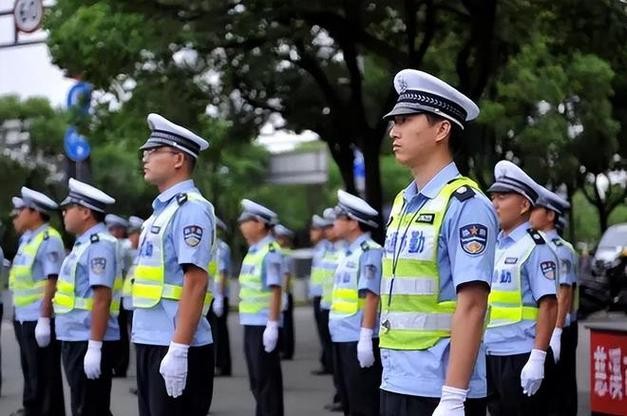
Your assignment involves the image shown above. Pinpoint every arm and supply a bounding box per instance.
[40,276,57,318]
[89,285,112,341]
[218,270,227,295]
[173,265,209,344]
[555,285,572,329]
[534,295,558,350]
[361,291,379,330]
[269,285,281,321]
[444,282,489,389]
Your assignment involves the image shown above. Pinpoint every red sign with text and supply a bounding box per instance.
[590,330,627,415]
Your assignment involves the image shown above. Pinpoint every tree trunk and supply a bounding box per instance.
[327,141,356,194]
[362,134,385,244]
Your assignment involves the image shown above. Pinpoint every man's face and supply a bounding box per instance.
[108,225,127,239]
[128,231,140,249]
[333,216,354,240]
[530,207,555,231]
[141,146,183,185]
[62,205,87,235]
[388,114,445,167]
[12,208,29,233]
[323,226,337,242]
[491,192,530,230]
[309,228,323,244]
[239,219,266,245]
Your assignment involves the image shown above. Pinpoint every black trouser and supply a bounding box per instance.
[13,319,65,416]
[313,296,333,372]
[549,322,578,416]
[333,340,382,416]
[379,390,487,416]
[0,303,3,396]
[207,297,232,375]
[135,343,214,416]
[322,308,341,403]
[62,340,114,416]
[244,325,284,416]
[279,293,295,359]
[112,307,131,377]
[487,350,555,416]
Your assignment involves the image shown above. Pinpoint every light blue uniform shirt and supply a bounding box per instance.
[484,222,557,355]
[55,223,120,341]
[132,180,215,347]
[309,239,330,298]
[380,162,498,399]
[544,229,578,287]
[238,234,283,326]
[329,233,383,343]
[13,223,65,322]
[213,239,232,297]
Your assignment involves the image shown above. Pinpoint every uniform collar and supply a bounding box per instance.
[403,162,460,201]
[498,221,530,245]
[347,232,371,253]
[250,234,275,252]
[154,179,196,207]
[26,223,50,242]
[77,223,107,243]
[543,229,559,240]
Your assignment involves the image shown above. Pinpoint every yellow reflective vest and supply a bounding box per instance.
[132,193,215,313]
[239,240,281,318]
[320,244,345,309]
[53,232,123,316]
[380,177,481,350]
[9,226,62,308]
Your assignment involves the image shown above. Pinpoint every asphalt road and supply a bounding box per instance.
[0,304,604,415]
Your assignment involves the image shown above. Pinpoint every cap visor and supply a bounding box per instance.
[487,183,519,195]
[139,141,162,151]
[383,105,424,120]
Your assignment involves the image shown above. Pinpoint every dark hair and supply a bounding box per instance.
[93,210,106,223]
[28,207,50,222]
[183,153,196,173]
[357,221,376,233]
[424,113,464,157]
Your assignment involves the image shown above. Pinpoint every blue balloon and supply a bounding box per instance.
[66,82,92,113]
[64,127,91,162]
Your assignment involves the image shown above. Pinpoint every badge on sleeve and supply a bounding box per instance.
[459,224,488,255]
[183,225,204,247]
[90,257,107,275]
[541,261,557,280]
[365,264,377,280]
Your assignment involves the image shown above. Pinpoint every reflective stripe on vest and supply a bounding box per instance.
[132,193,215,313]
[380,177,480,350]
[9,227,62,307]
[320,247,345,308]
[238,241,280,316]
[330,239,381,319]
[53,233,123,316]
[487,232,538,328]
[122,263,135,298]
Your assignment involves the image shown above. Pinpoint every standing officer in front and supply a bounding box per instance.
[529,187,579,415]
[329,190,383,416]
[132,114,216,416]
[54,178,122,416]
[210,217,233,377]
[9,187,66,416]
[485,160,558,415]
[380,69,497,416]
[237,199,284,416]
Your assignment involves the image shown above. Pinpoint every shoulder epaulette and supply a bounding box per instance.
[527,229,546,245]
[452,185,475,202]
[176,193,188,205]
[90,234,100,243]
[552,238,563,247]
[360,241,370,252]
[268,243,276,253]
[43,231,50,240]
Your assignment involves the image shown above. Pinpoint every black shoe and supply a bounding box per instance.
[129,387,138,395]
[311,368,332,375]
[215,369,232,377]
[10,409,25,416]
[323,402,343,412]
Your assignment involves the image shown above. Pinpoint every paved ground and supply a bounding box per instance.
[0,304,611,415]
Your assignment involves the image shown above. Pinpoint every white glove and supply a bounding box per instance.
[263,320,279,353]
[35,317,51,347]
[432,385,467,416]
[520,349,546,396]
[357,327,375,368]
[159,342,189,398]
[549,327,563,363]
[281,292,288,312]
[212,296,224,317]
[83,340,102,380]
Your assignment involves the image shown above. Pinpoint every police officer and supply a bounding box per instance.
[329,190,383,416]
[54,178,122,416]
[380,69,497,416]
[9,187,66,416]
[105,214,132,378]
[237,199,284,416]
[484,160,558,415]
[529,187,579,415]
[309,214,334,375]
[275,224,296,360]
[124,215,144,396]
[210,217,232,377]
[132,113,216,416]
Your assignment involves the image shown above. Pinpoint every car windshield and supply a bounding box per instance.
[598,226,627,248]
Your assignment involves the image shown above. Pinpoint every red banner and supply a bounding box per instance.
[590,329,627,415]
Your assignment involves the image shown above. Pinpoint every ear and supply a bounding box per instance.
[173,152,185,170]
[434,119,452,144]
[548,210,556,223]
[520,198,531,216]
